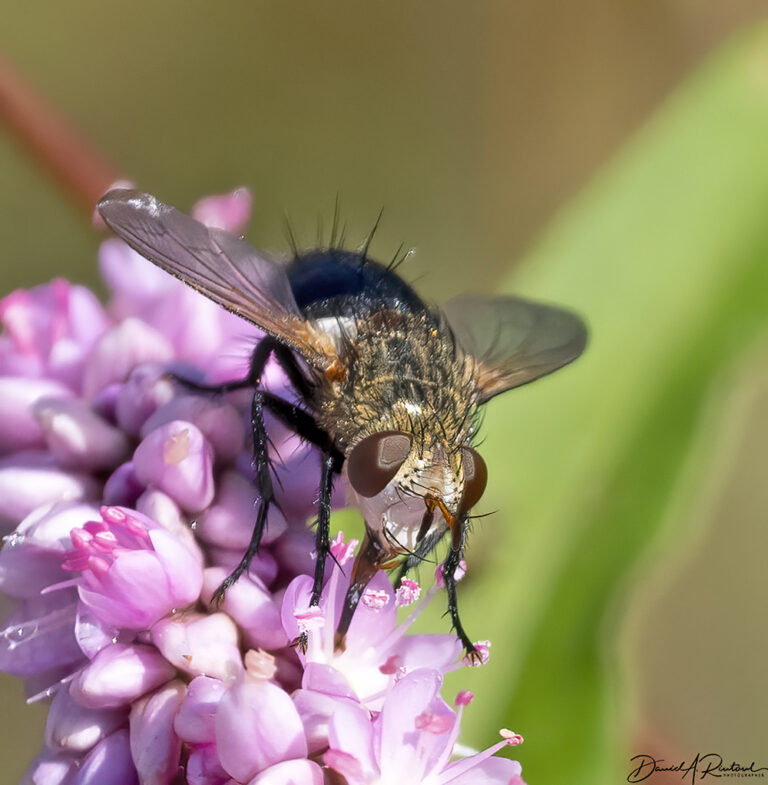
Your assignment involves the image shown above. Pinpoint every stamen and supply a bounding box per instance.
[499,729,524,746]
[123,515,150,539]
[415,711,454,735]
[455,690,474,706]
[40,578,80,594]
[91,530,119,553]
[463,640,490,667]
[394,578,421,607]
[100,506,126,524]
[1,605,75,647]
[244,649,277,680]
[329,532,358,566]
[163,429,191,464]
[87,555,111,579]
[69,528,93,550]
[378,655,402,675]
[26,669,79,704]
[83,520,108,535]
[376,582,440,651]
[434,559,467,588]
[362,589,389,610]
[62,552,90,572]
[294,606,324,634]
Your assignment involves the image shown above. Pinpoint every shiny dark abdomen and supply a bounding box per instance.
[286,249,426,319]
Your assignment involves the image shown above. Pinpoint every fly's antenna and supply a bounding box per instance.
[329,194,341,248]
[283,212,300,259]
[359,206,384,270]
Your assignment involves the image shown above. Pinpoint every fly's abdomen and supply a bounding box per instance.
[286,249,426,318]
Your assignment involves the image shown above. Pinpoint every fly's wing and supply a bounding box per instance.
[97,189,336,368]
[441,293,587,403]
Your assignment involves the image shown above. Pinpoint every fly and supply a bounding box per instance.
[97,189,587,661]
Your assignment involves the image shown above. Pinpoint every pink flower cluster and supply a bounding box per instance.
[0,189,526,785]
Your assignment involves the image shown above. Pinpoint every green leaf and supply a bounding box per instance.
[438,24,768,784]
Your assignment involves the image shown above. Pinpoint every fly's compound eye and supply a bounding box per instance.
[347,431,412,498]
[460,447,488,510]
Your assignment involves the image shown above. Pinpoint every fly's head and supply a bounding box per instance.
[344,426,487,556]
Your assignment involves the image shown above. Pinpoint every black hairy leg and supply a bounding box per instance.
[210,390,273,605]
[312,453,337,605]
[443,516,480,662]
[292,450,338,653]
[442,546,479,661]
[167,336,311,398]
[257,393,344,653]
[214,391,343,608]
[169,338,344,608]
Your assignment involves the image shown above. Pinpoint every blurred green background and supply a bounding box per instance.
[2,3,768,784]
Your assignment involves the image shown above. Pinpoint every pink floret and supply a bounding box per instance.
[0,189,523,785]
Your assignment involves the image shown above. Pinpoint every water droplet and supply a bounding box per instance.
[18,622,37,640]
[1,621,38,645]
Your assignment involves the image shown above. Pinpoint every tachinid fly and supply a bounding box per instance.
[97,189,587,660]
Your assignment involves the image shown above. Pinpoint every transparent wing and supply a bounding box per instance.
[97,189,334,367]
[442,293,587,403]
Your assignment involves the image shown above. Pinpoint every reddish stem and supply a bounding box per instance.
[0,53,123,216]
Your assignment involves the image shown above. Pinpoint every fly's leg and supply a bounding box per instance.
[167,336,312,397]
[165,373,252,395]
[167,335,347,620]
[211,393,343,605]
[210,390,273,604]
[443,547,479,661]
[178,337,325,605]
[443,516,480,663]
[392,501,449,589]
[292,451,336,653]
[393,531,446,588]
[311,453,336,605]
[258,394,345,652]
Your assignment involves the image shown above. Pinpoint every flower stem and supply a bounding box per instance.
[0,53,122,216]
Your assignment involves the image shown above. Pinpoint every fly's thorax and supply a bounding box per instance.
[314,309,480,451]
[312,308,482,554]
